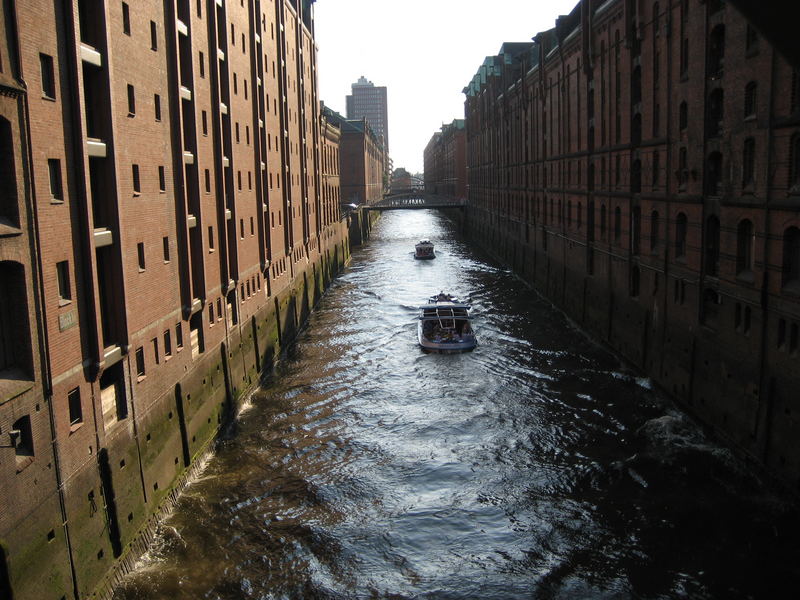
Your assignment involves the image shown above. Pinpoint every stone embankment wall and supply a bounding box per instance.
[2,227,350,600]
[463,207,800,494]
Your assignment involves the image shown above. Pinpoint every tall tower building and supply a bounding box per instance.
[346,76,389,153]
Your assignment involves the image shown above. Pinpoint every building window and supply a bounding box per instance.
[705,152,722,196]
[127,84,135,115]
[632,206,641,255]
[135,346,145,377]
[154,94,162,121]
[56,260,71,302]
[707,89,723,137]
[600,204,607,239]
[650,210,660,251]
[40,53,55,99]
[137,242,145,270]
[150,20,158,50]
[176,322,183,348]
[742,138,755,187]
[164,329,172,357]
[736,219,754,278]
[675,212,688,259]
[12,415,34,469]
[790,134,800,191]
[208,226,214,250]
[652,151,660,186]
[162,236,170,262]
[708,25,725,76]
[745,24,759,55]
[152,337,159,364]
[68,388,83,427]
[679,101,688,130]
[782,226,800,290]
[678,147,688,186]
[680,38,689,76]
[705,216,720,276]
[614,206,622,243]
[744,82,757,118]
[631,159,642,193]
[202,110,208,135]
[204,168,210,193]
[48,158,63,200]
[132,164,140,193]
[158,165,166,192]
[122,2,130,35]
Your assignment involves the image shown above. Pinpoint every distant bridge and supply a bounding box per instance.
[365,192,466,211]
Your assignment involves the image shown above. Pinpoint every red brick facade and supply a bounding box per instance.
[464,0,800,488]
[0,1,348,598]
[424,119,467,200]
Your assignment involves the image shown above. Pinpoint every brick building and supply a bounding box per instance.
[423,119,467,200]
[464,0,800,489]
[324,105,386,206]
[0,1,349,598]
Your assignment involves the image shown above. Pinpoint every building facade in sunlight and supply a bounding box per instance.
[0,1,349,598]
[462,0,800,489]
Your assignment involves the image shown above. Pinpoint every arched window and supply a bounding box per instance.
[708,25,725,75]
[736,219,754,277]
[0,117,18,226]
[744,82,757,118]
[705,215,720,276]
[705,152,723,196]
[651,210,660,251]
[782,226,800,289]
[614,206,622,243]
[676,212,688,259]
[632,206,642,255]
[742,138,755,187]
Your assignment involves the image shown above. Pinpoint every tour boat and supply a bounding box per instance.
[414,240,435,260]
[418,292,477,353]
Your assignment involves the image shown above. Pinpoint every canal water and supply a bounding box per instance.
[114,210,799,599]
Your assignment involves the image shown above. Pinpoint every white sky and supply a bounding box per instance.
[313,0,580,174]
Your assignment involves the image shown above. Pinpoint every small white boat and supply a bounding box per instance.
[417,292,477,353]
[414,240,435,260]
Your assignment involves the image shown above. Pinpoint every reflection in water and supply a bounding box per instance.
[114,210,799,599]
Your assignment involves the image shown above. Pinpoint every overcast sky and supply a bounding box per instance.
[313,0,579,174]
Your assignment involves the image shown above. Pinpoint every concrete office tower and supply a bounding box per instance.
[346,75,389,153]
[0,1,348,598]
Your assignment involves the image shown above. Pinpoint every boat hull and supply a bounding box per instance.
[417,322,477,353]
